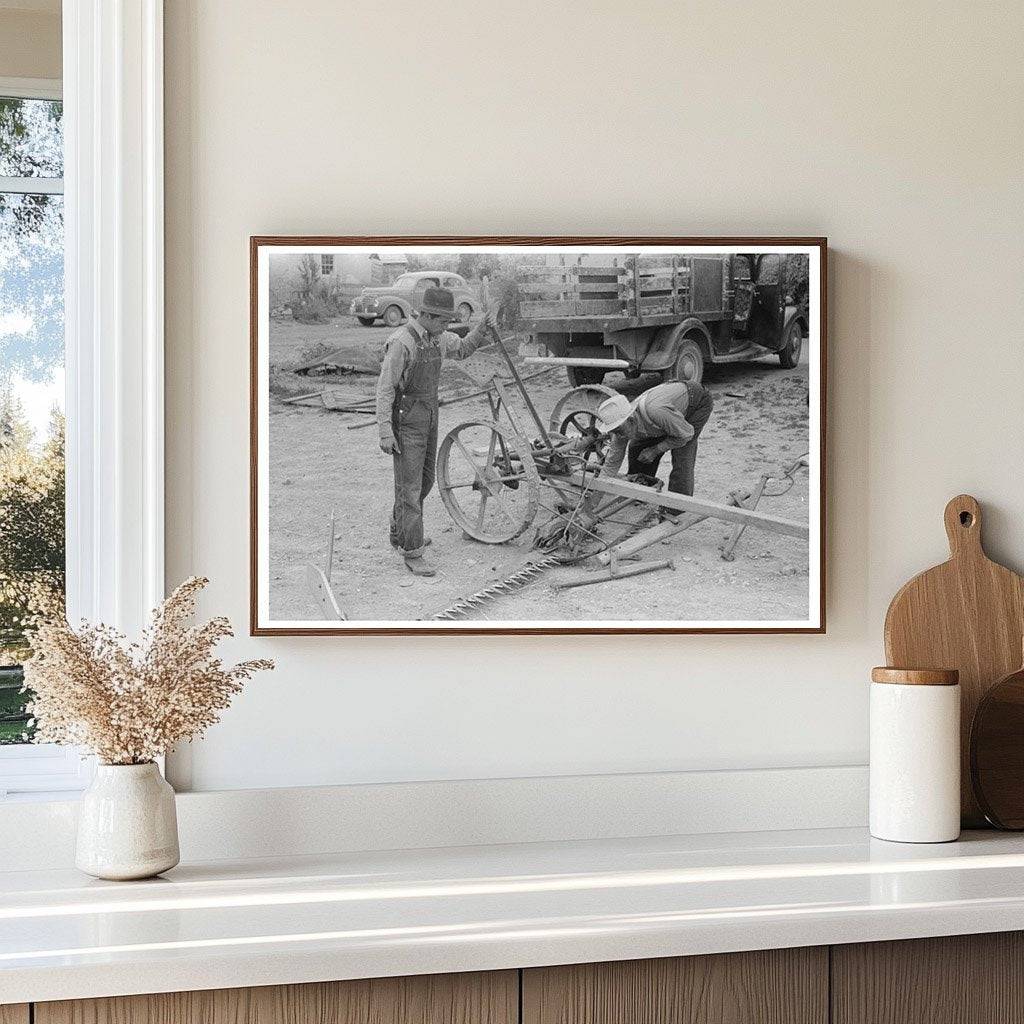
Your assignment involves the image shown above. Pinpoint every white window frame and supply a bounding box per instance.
[320,254,334,276]
[0,1,165,798]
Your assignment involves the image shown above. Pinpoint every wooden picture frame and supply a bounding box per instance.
[251,236,827,635]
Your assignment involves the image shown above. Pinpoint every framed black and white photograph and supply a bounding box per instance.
[250,237,826,635]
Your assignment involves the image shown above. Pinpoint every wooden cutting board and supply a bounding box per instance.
[884,494,1024,826]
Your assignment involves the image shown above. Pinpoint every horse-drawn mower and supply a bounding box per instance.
[429,325,809,620]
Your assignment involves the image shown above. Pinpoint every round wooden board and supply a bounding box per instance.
[970,664,1024,829]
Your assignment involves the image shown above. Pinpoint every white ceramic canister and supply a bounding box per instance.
[869,667,961,843]
[76,762,180,880]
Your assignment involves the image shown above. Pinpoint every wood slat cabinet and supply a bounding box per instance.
[34,971,517,1024]
[522,947,828,1024]
[18,932,1024,1024]
[832,932,1024,1024]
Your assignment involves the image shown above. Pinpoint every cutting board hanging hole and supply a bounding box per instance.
[944,494,982,557]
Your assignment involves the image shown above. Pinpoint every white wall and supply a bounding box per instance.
[164,0,1024,792]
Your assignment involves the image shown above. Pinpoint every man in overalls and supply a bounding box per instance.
[595,381,715,497]
[376,287,498,576]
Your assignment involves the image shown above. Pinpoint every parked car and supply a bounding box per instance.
[349,271,479,327]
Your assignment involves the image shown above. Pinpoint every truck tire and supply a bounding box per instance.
[383,304,404,328]
[567,366,606,387]
[778,320,803,368]
[663,337,705,384]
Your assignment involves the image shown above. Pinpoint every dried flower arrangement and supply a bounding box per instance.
[22,576,273,765]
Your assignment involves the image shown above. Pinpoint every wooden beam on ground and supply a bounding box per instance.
[596,511,706,565]
[552,559,675,591]
[569,472,809,539]
[279,391,327,406]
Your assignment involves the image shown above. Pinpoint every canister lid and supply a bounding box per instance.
[871,667,959,686]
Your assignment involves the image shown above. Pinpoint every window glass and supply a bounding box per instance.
[0,97,65,746]
[731,255,752,281]
[0,98,63,178]
[320,254,334,276]
[756,254,782,285]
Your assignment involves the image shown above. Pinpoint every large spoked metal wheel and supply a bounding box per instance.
[548,384,618,434]
[437,421,540,543]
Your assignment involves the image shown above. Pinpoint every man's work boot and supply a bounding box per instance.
[404,554,437,577]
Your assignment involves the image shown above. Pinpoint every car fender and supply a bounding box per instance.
[378,295,413,318]
[780,304,808,350]
[641,319,712,372]
[783,304,807,334]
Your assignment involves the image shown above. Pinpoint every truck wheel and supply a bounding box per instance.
[567,366,606,387]
[663,338,704,384]
[778,320,803,368]
[356,317,376,327]
[456,302,473,324]
[383,305,404,328]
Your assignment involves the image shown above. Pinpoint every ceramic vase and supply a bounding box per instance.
[76,762,180,880]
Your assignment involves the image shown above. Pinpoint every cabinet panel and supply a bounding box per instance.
[832,932,1024,1024]
[522,948,828,1024]
[0,1006,29,1024]
[36,970,517,1024]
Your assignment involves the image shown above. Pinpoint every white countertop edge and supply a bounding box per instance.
[7,900,1024,1006]
[7,825,1024,1005]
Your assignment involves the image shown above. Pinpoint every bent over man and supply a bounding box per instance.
[376,287,498,577]
[595,381,714,496]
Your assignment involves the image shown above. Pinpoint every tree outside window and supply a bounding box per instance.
[0,95,65,745]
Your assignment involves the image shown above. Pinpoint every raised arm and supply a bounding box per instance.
[441,309,499,359]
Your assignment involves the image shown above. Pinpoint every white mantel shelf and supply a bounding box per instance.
[5,827,1024,1004]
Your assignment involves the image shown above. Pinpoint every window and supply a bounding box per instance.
[0,83,85,797]
[0,9,166,798]
[756,254,782,285]
[444,276,463,290]
[320,254,334,276]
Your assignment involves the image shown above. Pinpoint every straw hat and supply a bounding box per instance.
[595,393,633,433]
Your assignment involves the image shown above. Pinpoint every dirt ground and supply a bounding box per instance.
[266,316,812,624]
